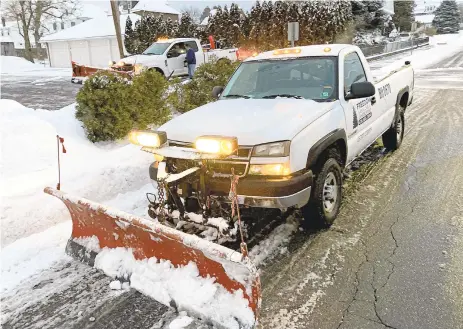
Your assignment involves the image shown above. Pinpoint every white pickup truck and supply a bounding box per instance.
[129,44,414,234]
[117,37,237,78]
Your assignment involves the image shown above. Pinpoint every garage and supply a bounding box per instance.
[41,14,139,68]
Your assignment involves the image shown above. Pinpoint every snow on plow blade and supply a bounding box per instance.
[44,187,261,326]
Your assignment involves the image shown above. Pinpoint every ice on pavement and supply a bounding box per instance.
[249,216,299,267]
[109,280,122,290]
[94,247,255,329]
[168,312,193,329]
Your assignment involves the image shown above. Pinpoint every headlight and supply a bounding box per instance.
[117,60,126,66]
[252,141,290,157]
[195,136,238,155]
[249,162,290,176]
[134,63,144,74]
[128,130,167,148]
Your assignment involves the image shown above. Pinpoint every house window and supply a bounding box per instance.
[61,22,64,29]
[71,21,75,27]
[53,22,57,30]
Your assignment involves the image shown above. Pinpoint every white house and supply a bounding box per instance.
[40,14,139,68]
[43,3,108,35]
[131,0,180,21]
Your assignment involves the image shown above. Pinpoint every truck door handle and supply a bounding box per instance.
[371,97,377,105]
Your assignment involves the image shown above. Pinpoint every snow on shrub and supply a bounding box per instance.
[168,58,240,113]
[76,70,170,142]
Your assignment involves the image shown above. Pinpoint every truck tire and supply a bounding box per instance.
[302,148,342,228]
[382,106,405,151]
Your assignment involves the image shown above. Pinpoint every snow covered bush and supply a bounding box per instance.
[129,69,171,128]
[168,58,239,113]
[76,70,169,142]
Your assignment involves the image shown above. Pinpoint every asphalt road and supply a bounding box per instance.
[258,51,463,329]
[1,74,80,110]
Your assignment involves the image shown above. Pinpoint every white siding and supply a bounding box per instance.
[47,36,125,68]
[69,40,89,65]
[49,42,70,67]
[89,38,112,67]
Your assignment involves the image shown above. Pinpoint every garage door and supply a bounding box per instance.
[69,40,89,66]
[49,42,70,68]
[88,39,111,68]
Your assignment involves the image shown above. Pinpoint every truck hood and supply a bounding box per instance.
[160,99,336,145]
[122,54,164,65]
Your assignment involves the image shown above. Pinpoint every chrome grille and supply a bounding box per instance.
[168,140,252,160]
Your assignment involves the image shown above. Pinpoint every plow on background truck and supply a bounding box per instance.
[47,44,413,328]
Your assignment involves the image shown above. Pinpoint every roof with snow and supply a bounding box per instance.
[200,9,218,26]
[76,3,110,19]
[415,14,435,24]
[131,1,180,16]
[40,14,140,43]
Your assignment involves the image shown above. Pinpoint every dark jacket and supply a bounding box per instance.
[186,48,196,65]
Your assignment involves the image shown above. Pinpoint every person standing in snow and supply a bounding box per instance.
[186,44,196,79]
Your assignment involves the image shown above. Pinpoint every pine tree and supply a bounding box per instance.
[124,15,136,54]
[393,1,416,31]
[433,0,460,34]
[200,6,211,22]
[228,3,243,47]
[177,12,195,38]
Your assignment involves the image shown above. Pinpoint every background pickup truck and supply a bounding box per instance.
[118,37,238,78]
[130,44,414,230]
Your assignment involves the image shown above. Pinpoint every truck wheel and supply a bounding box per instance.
[382,107,405,151]
[302,149,342,228]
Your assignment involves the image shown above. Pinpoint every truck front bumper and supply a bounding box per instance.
[151,161,313,209]
[208,171,313,208]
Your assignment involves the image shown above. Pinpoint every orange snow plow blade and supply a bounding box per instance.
[71,61,132,84]
[44,187,261,322]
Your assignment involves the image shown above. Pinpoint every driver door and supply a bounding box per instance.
[341,52,376,163]
[166,42,187,76]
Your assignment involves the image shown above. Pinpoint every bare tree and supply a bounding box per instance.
[2,0,78,62]
[182,6,201,24]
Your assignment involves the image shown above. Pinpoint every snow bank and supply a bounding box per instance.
[94,247,255,329]
[1,55,70,76]
[0,221,71,294]
[0,98,154,292]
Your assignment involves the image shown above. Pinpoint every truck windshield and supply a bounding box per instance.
[143,43,170,55]
[221,57,337,101]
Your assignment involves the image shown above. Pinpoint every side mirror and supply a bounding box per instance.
[212,86,224,99]
[345,81,375,100]
[405,60,411,65]
[167,52,176,58]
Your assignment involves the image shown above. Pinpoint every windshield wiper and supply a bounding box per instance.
[222,94,251,99]
[262,94,304,99]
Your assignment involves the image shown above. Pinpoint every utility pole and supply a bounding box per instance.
[110,0,125,59]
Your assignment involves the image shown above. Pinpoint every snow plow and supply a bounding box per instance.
[71,60,133,84]
[44,185,261,327]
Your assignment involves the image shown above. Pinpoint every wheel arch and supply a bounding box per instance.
[149,67,165,77]
[396,86,409,112]
[306,129,348,170]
